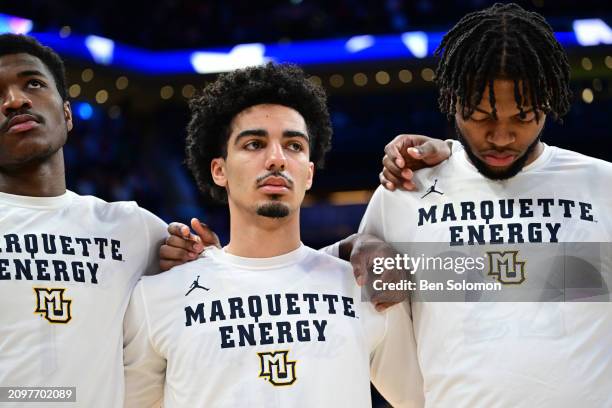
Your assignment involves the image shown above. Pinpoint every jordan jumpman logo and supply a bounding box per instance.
[185,275,210,296]
[421,179,444,199]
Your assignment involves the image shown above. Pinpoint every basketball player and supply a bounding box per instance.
[0,34,172,407]
[340,3,612,406]
[124,63,422,407]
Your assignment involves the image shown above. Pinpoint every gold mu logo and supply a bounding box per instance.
[33,288,72,324]
[258,350,297,386]
[486,250,526,284]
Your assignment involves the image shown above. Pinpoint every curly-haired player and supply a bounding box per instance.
[124,63,422,407]
[185,62,332,202]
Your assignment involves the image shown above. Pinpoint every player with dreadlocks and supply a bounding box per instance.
[380,2,574,185]
[348,3,612,406]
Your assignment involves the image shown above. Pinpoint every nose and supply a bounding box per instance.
[486,123,515,147]
[1,86,33,116]
[264,141,287,171]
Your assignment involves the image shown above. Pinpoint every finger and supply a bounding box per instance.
[160,244,199,261]
[167,222,191,238]
[191,218,221,248]
[351,263,366,286]
[403,181,417,191]
[379,171,396,191]
[165,235,202,252]
[382,155,404,180]
[382,168,404,190]
[374,302,397,312]
[384,140,405,169]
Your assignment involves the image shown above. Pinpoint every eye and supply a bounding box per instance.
[469,115,490,123]
[516,112,536,123]
[27,79,45,89]
[244,140,263,150]
[287,141,304,152]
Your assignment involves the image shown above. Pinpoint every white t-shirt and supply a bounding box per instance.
[0,190,167,408]
[359,144,612,407]
[124,244,423,408]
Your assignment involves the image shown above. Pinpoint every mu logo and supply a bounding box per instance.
[33,288,72,323]
[486,251,526,284]
[258,350,297,386]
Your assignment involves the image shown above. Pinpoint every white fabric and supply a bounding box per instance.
[360,144,612,407]
[0,190,167,408]
[124,244,422,408]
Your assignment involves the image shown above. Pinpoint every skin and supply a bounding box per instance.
[455,79,545,177]
[210,103,314,258]
[0,53,72,196]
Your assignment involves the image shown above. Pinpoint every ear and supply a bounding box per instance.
[211,157,227,188]
[305,161,314,190]
[63,101,73,132]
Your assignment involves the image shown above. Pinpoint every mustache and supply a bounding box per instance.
[1,110,45,133]
[256,170,294,186]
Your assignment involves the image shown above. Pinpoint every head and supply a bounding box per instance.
[0,34,72,171]
[435,3,571,179]
[185,63,332,219]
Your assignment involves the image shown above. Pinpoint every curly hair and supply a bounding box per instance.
[435,3,571,123]
[185,63,332,202]
[0,34,68,101]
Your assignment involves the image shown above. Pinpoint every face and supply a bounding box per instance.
[0,53,72,170]
[211,104,314,219]
[455,79,545,180]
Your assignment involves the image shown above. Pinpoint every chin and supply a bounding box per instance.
[256,201,291,218]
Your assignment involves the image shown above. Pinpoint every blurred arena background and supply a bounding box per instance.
[2,1,610,405]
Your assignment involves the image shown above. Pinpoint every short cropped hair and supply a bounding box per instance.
[185,63,332,202]
[0,34,68,101]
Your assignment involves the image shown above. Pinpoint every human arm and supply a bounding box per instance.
[380,134,454,191]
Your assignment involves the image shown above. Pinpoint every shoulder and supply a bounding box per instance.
[549,146,612,174]
[139,255,217,296]
[70,192,167,229]
[70,192,140,218]
[305,246,352,272]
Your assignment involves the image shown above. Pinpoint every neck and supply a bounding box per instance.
[524,141,545,166]
[0,150,67,197]
[226,203,302,258]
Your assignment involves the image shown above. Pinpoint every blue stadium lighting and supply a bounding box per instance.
[190,43,269,74]
[345,35,375,53]
[0,13,33,35]
[573,19,612,46]
[23,17,609,75]
[85,35,115,65]
[76,102,93,120]
[401,31,428,59]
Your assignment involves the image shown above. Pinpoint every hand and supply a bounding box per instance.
[340,234,409,311]
[380,134,452,191]
[159,218,221,271]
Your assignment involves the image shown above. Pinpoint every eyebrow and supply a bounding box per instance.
[474,107,535,115]
[17,70,49,79]
[234,129,310,145]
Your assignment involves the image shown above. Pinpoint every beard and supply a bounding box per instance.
[454,123,542,180]
[256,200,290,218]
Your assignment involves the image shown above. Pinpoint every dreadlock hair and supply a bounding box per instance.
[0,34,68,101]
[435,3,572,123]
[185,62,332,202]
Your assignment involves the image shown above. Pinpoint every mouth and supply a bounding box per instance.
[6,114,40,134]
[258,176,291,194]
[481,152,517,167]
